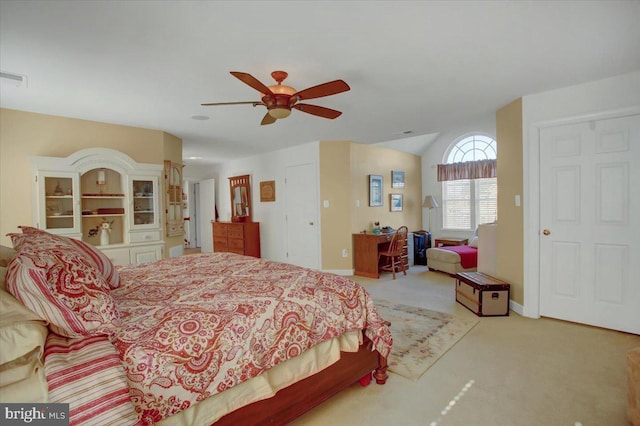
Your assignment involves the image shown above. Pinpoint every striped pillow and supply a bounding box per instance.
[18,227,120,289]
[45,334,141,425]
[5,241,119,338]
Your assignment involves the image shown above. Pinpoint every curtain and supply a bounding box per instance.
[437,159,497,182]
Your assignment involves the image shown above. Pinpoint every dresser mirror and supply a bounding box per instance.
[229,174,251,222]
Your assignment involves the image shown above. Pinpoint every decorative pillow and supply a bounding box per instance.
[66,238,121,289]
[1,266,7,292]
[0,245,16,267]
[5,243,119,338]
[0,288,48,366]
[469,235,479,248]
[0,358,48,403]
[18,226,120,289]
[0,282,49,401]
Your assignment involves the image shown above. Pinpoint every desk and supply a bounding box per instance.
[353,233,408,278]
[434,237,468,247]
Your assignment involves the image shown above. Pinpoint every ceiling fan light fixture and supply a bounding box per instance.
[203,70,350,125]
[267,84,296,95]
[268,108,291,119]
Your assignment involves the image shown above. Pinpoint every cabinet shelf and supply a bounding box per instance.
[46,195,73,199]
[47,215,73,219]
[82,213,125,218]
[82,195,126,199]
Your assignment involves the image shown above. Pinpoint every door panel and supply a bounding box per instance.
[198,178,216,253]
[539,114,639,334]
[285,163,319,269]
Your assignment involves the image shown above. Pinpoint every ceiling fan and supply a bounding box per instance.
[201,71,350,125]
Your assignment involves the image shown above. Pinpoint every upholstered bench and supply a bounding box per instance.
[426,246,477,275]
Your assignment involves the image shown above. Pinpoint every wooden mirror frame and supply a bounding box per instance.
[229,174,251,223]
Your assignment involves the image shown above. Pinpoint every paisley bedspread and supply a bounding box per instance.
[112,252,392,424]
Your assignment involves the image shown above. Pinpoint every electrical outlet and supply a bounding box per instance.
[342,249,348,258]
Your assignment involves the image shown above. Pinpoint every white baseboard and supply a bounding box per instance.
[322,269,354,276]
[169,245,184,257]
[509,299,524,316]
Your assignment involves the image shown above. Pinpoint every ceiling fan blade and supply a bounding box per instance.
[261,112,277,125]
[230,71,274,95]
[293,80,350,101]
[293,103,342,119]
[201,101,263,106]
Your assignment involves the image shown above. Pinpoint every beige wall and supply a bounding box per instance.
[319,141,352,270]
[318,141,422,271]
[350,143,422,234]
[0,108,182,254]
[495,99,524,304]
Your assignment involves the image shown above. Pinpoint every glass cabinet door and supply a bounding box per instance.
[131,177,159,229]
[38,171,80,234]
[164,161,184,237]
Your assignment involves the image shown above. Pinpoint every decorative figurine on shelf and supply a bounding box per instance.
[54,181,64,196]
[88,218,114,246]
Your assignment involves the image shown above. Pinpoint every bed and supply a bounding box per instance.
[0,227,392,425]
[426,242,478,275]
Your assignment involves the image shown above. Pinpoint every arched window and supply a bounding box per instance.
[441,134,497,230]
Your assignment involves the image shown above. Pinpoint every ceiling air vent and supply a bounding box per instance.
[0,71,28,88]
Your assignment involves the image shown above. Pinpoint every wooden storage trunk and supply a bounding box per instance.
[455,272,510,317]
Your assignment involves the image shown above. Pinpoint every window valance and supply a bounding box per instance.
[437,159,497,182]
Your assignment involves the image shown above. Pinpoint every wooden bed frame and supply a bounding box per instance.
[216,333,388,425]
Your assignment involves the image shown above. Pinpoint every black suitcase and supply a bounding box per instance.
[413,231,431,265]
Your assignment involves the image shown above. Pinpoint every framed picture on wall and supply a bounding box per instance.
[369,174,383,206]
[391,170,405,188]
[260,180,276,202]
[390,193,403,212]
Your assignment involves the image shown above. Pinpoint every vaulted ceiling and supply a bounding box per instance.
[1,1,639,166]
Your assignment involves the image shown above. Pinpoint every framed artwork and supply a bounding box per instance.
[260,180,276,202]
[391,170,405,189]
[369,174,383,207]
[390,193,403,212]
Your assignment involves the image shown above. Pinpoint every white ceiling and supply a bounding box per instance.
[1,1,639,166]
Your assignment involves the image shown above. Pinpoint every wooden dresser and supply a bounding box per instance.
[212,221,261,258]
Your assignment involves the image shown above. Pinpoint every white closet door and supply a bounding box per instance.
[539,114,640,334]
[285,163,319,269]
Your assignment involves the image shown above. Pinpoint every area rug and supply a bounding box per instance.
[374,300,479,381]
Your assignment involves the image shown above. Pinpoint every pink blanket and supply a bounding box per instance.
[112,252,392,424]
[439,245,478,268]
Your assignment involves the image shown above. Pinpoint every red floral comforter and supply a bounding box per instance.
[112,252,392,424]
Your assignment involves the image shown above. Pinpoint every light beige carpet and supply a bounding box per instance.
[375,299,479,381]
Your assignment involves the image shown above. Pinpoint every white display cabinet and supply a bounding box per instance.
[31,148,165,265]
